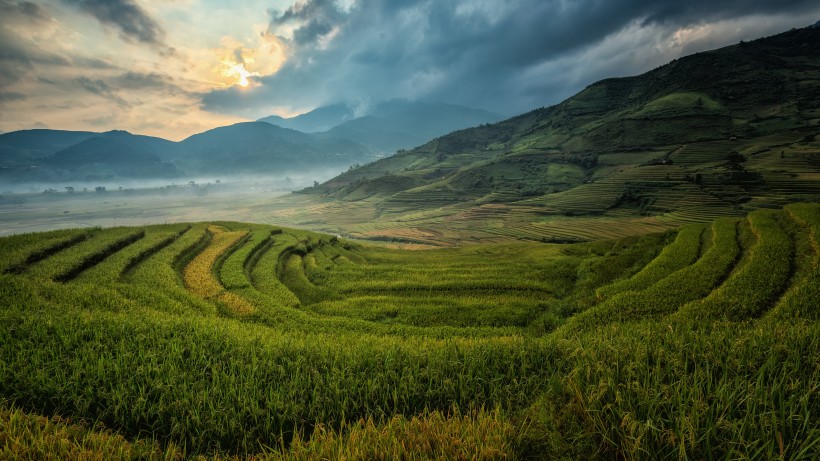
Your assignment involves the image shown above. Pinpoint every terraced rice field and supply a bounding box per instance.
[0,204,818,459]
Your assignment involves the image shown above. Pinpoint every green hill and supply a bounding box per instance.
[0,204,817,459]
[284,26,820,245]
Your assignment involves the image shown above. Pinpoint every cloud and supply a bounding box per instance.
[269,0,345,46]
[0,1,62,85]
[0,0,49,20]
[4,0,820,140]
[0,91,26,102]
[113,71,175,90]
[61,0,166,46]
[76,76,131,108]
[199,0,820,118]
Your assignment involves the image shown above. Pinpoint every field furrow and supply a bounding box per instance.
[0,205,817,460]
[672,210,794,321]
[763,202,820,321]
[558,217,741,332]
[73,224,191,284]
[19,227,144,281]
[183,225,254,315]
[121,224,217,316]
[596,223,707,299]
[249,232,302,307]
[1,229,94,274]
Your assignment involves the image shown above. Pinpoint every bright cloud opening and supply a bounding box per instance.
[224,62,258,87]
[212,34,286,88]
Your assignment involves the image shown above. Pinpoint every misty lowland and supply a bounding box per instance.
[1,2,819,460]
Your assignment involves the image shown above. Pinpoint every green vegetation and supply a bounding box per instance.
[595,223,707,299]
[264,26,820,246]
[0,204,817,459]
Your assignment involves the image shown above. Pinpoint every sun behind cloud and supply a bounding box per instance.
[224,62,257,87]
[212,32,285,88]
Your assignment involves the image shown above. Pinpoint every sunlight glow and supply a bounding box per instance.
[224,62,258,87]
[211,33,285,89]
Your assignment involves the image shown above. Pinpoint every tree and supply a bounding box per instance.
[725,152,747,172]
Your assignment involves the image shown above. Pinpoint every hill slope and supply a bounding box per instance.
[281,26,820,245]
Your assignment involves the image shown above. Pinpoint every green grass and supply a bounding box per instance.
[0,204,817,459]
[629,92,725,119]
[672,210,793,321]
[596,224,707,299]
[0,228,94,274]
[558,217,742,332]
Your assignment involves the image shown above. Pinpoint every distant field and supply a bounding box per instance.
[0,186,290,236]
[0,203,817,459]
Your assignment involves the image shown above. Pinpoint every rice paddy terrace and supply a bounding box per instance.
[266,26,820,247]
[1,203,818,459]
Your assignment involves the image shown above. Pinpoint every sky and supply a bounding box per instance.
[1,0,819,141]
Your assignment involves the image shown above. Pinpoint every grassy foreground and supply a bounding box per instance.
[0,204,818,459]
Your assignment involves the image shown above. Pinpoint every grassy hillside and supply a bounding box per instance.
[0,204,817,459]
[280,26,820,245]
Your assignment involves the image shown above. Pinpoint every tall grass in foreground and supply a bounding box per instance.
[553,320,820,460]
[0,205,817,459]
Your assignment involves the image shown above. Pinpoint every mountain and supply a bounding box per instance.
[0,129,98,167]
[289,25,820,245]
[258,104,354,133]
[323,101,505,153]
[260,101,505,154]
[173,121,370,175]
[0,130,179,183]
[0,122,374,184]
[45,130,180,180]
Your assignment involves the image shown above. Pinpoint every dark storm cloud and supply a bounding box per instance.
[61,0,165,46]
[0,91,26,102]
[0,0,49,20]
[200,0,820,118]
[76,77,131,108]
[269,0,345,46]
[0,2,68,86]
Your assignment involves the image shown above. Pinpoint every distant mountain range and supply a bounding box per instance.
[0,101,501,185]
[259,101,504,153]
[0,125,368,184]
[258,103,354,133]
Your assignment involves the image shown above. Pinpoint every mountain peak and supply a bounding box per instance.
[258,104,355,133]
[102,129,132,136]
